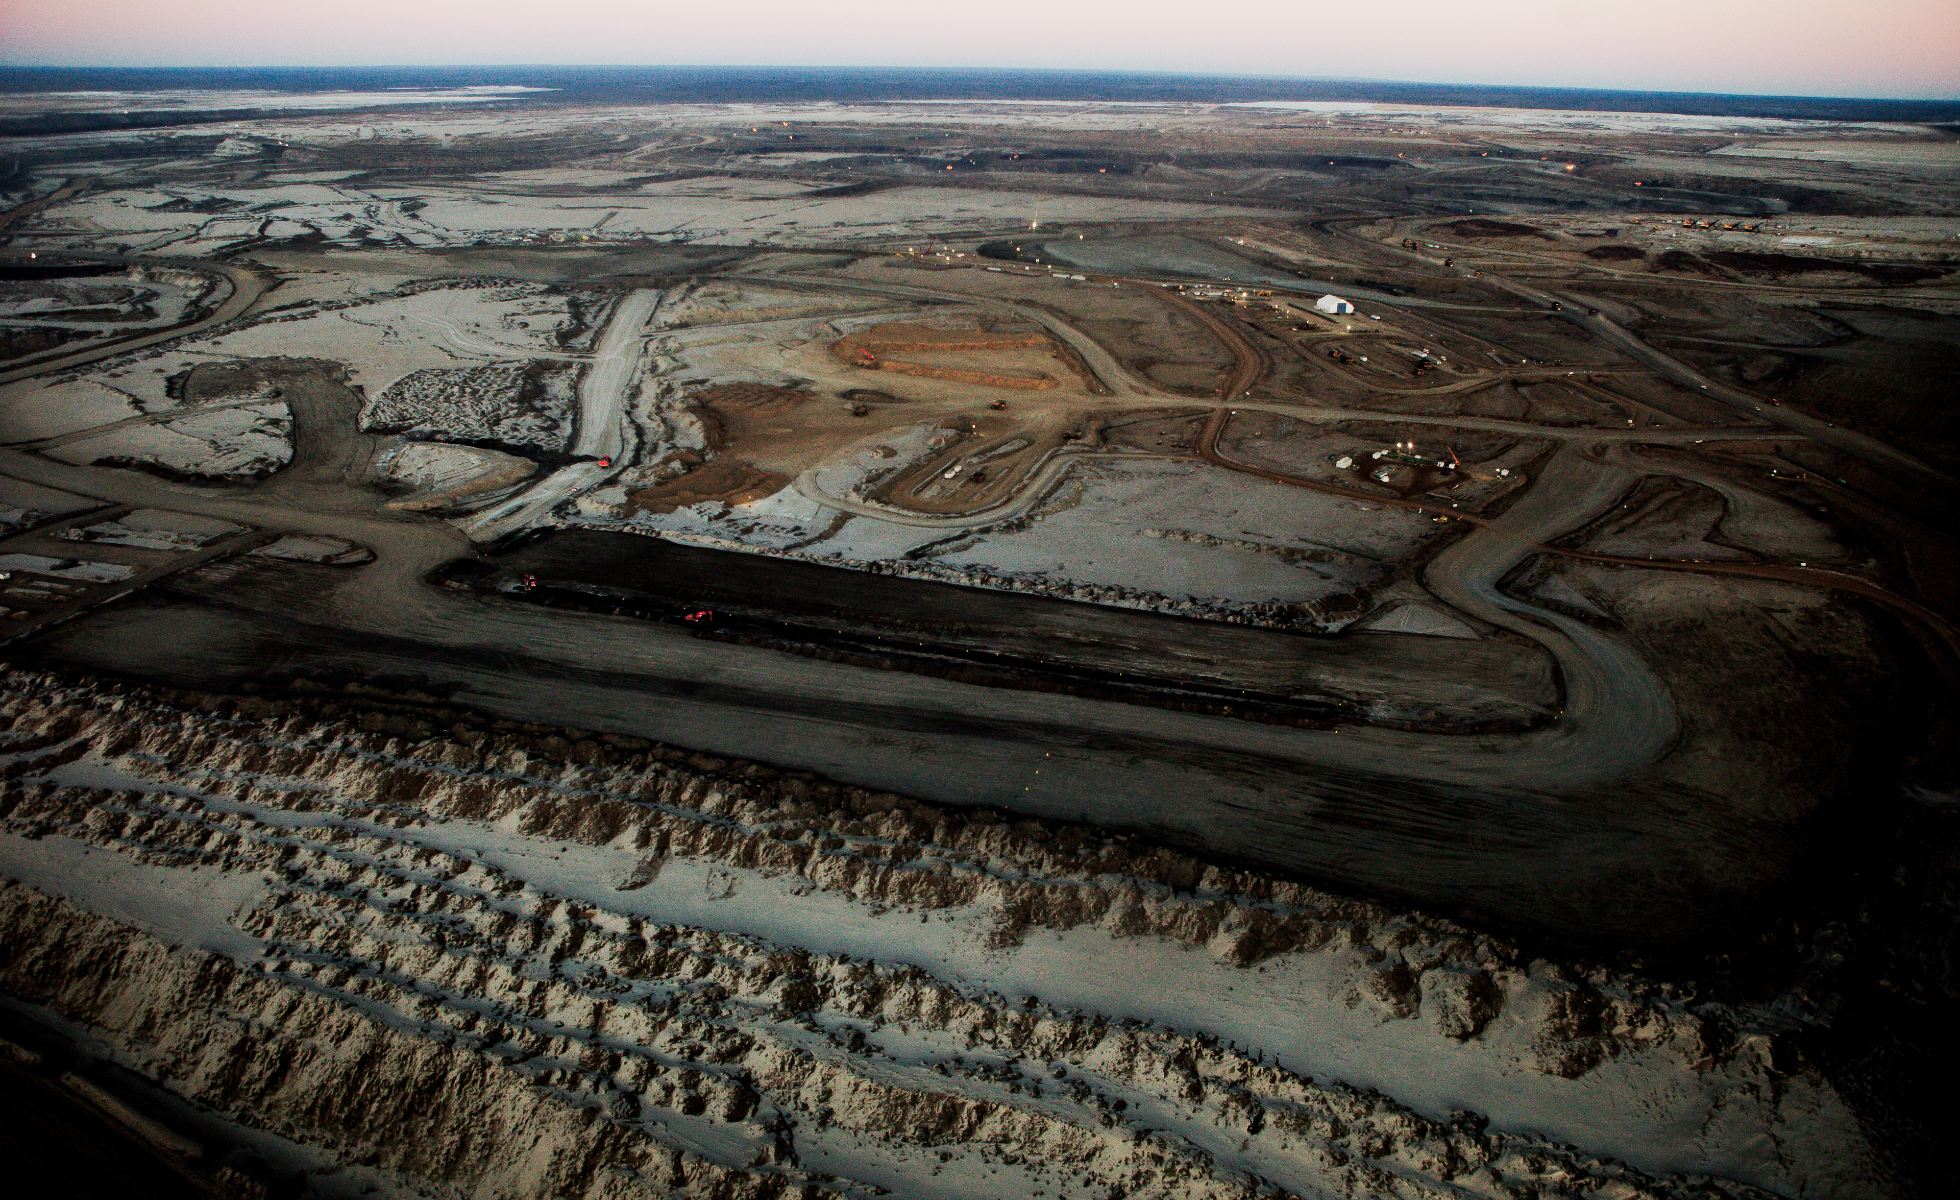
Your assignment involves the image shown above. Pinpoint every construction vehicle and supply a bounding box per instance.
[595,455,612,468]
[855,346,878,368]
[520,573,538,591]
[1375,441,1443,469]
[847,400,870,417]
[989,399,1008,411]
[682,609,716,627]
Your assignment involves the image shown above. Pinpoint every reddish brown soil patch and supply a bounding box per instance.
[830,321,1072,390]
[691,382,812,448]
[625,458,790,514]
[694,382,812,410]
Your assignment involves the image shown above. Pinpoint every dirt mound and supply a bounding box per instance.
[1703,250,1947,285]
[382,441,537,512]
[693,381,812,415]
[1653,249,1725,276]
[626,458,788,513]
[867,356,1057,389]
[1648,249,1946,285]
[1585,244,1647,261]
[831,321,1065,390]
[839,321,1052,353]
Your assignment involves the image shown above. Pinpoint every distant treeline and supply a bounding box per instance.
[2,65,1957,127]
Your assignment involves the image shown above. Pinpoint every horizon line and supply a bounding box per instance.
[0,62,1956,105]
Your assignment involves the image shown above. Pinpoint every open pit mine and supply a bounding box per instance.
[1,72,1956,1200]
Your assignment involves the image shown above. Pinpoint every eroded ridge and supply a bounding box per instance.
[0,669,1884,1199]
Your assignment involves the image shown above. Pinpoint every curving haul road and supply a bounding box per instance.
[0,252,1897,949]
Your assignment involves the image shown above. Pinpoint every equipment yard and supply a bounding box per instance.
[1,77,1957,1200]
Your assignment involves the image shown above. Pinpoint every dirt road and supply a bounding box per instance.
[1154,285,1267,400]
[0,254,1924,948]
[1311,221,1956,490]
[0,383,1704,946]
[461,288,661,541]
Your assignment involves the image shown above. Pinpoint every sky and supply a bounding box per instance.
[3,0,1957,100]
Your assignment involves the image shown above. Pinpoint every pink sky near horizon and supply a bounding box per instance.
[3,0,1957,100]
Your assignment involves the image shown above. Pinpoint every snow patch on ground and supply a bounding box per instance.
[0,553,136,583]
[1356,601,1480,639]
[0,830,263,958]
[0,478,100,533]
[59,508,247,551]
[925,459,1423,607]
[50,401,292,479]
[250,534,373,565]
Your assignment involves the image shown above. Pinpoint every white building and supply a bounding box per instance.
[1315,294,1355,315]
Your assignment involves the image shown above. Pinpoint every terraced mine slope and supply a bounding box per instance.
[0,670,1891,1199]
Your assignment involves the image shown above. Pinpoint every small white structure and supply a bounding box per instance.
[1315,294,1356,315]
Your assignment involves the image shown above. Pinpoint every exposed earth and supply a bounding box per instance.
[1,83,1957,1200]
